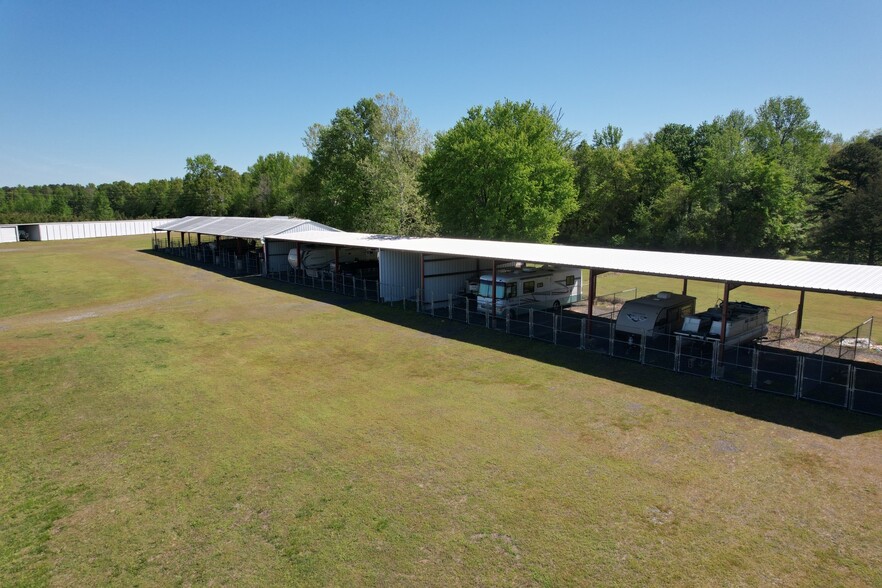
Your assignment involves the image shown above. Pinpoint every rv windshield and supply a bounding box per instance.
[478,279,506,299]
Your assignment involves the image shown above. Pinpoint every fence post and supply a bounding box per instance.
[529,309,534,339]
[674,335,682,372]
[553,314,558,345]
[711,342,719,379]
[465,298,470,324]
[751,347,759,389]
[402,286,406,310]
[416,288,421,313]
[449,294,453,320]
[639,335,646,364]
[795,356,804,399]
[485,311,490,329]
[580,318,586,350]
[847,365,857,410]
[505,312,511,334]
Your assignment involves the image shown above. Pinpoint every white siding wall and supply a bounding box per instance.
[0,226,18,243]
[29,220,173,241]
[422,255,493,303]
[266,240,293,273]
[379,250,422,302]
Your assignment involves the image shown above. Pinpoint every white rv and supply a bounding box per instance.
[615,292,696,342]
[288,246,376,278]
[675,301,769,347]
[475,265,581,316]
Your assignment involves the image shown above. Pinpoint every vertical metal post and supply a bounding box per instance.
[587,269,597,336]
[529,308,534,339]
[674,335,682,372]
[682,278,688,296]
[717,282,731,366]
[580,318,586,350]
[751,347,759,388]
[491,259,498,318]
[420,253,425,307]
[448,294,453,319]
[553,314,558,345]
[795,289,805,337]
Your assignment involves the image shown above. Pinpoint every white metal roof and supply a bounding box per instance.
[154,216,337,239]
[266,231,882,298]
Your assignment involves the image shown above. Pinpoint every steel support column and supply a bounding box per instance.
[795,289,806,337]
[682,278,689,296]
[587,269,598,335]
[491,260,498,318]
[420,253,425,304]
[718,282,731,365]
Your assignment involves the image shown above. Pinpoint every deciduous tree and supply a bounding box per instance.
[419,100,577,243]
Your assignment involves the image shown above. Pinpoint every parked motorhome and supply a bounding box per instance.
[476,265,581,316]
[615,292,696,342]
[287,246,377,278]
[675,301,769,347]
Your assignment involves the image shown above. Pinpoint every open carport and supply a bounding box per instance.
[264,230,882,416]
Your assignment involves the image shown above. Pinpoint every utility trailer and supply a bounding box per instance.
[615,291,697,344]
[675,301,769,348]
[476,265,581,316]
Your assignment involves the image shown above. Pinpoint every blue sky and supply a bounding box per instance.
[1,0,880,186]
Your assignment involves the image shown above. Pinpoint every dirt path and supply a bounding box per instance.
[0,293,184,333]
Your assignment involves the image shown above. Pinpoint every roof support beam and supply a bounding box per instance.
[796,289,806,337]
[682,278,688,296]
[718,281,731,365]
[420,253,425,304]
[491,260,498,318]
[586,269,605,335]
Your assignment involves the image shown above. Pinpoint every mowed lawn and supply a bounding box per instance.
[1,237,881,587]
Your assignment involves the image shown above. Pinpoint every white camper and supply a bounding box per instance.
[476,265,581,316]
[615,292,696,341]
[288,246,376,278]
[675,301,769,347]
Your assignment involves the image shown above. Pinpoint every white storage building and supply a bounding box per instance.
[18,219,172,241]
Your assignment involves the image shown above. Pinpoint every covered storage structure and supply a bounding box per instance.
[18,219,172,241]
[153,216,338,274]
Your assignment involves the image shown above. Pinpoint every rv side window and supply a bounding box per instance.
[506,283,517,299]
[566,275,575,286]
[523,280,535,294]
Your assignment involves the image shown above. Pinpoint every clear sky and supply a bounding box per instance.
[1,0,880,186]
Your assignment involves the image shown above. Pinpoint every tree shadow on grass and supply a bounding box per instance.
[232,272,881,439]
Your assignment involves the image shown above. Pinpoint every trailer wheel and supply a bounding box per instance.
[552,300,561,314]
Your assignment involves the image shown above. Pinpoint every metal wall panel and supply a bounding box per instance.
[379,250,421,302]
[0,226,18,243]
[266,240,293,273]
[422,255,493,302]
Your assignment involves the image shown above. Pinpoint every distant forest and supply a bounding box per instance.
[3,94,880,265]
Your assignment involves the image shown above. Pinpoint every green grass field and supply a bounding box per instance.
[1,236,882,586]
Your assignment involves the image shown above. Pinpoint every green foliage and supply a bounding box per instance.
[419,99,577,243]
[239,152,310,217]
[812,137,882,264]
[301,93,434,235]
[181,154,241,216]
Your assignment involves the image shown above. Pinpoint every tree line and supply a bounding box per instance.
[2,94,879,264]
